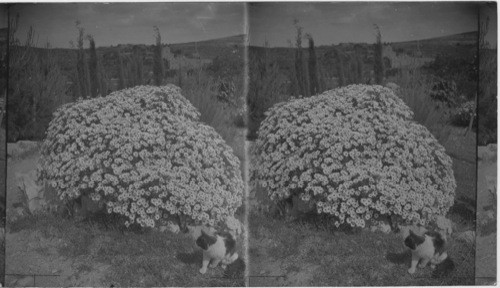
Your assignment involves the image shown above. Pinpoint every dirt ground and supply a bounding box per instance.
[4,151,108,287]
[6,230,110,286]
[475,147,497,284]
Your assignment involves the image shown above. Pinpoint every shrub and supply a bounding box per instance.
[38,85,244,229]
[429,78,461,107]
[450,100,476,127]
[252,84,456,228]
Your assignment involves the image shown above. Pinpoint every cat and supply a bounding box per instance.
[404,229,454,276]
[195,229,239,274]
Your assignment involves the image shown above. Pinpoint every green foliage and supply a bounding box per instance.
[429,78,461,106]
[450,101,476,127]
[252,85,456,228]
[207,51,244,80]
[424,54,478,100]
[8,15,70,142]
[247,48,291,139]
[38,85,244,229]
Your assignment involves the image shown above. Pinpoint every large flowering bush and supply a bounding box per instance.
[252,85,456,228]
[38,85,244,228]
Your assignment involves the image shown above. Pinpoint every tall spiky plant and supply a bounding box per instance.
[74,21,89,98]
[87,35,99,98]
[373,24,384,85]
[307,34,320,95]
[117,50,126,90]
[133,47,144,86]
[335,48,345,87]
[153,26,164,86]
[293,19,309,98]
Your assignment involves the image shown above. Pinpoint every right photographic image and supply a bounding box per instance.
[247,2,486,286]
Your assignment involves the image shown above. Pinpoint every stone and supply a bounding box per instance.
[7,141,39,159]
[435,216,453,237]
[16,170,45,213]
[370,222,392,234]
[166,222,180,234]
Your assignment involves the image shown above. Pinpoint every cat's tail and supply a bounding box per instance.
[228,252,239,263]
[432,255,455,278]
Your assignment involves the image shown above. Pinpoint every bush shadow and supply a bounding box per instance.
[224,257,246,279]
[386,250,411,265]
[176,250,202,265]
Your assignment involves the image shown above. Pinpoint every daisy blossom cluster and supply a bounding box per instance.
[38,85,244,228]
[252,85,456,228]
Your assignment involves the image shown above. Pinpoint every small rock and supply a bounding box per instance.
[167,222,180,234]
[370,222,391,234]
[16,170,45,214]
[435,216,453,237]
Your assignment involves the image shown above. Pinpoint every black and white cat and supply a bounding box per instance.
[194,229,239,274]
[404,229,454,277]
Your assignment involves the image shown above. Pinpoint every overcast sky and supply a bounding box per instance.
[4,3,497,48]
[9,3,246,48]
[249,2,480,47]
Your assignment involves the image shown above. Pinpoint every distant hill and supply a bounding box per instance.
[390,31,477,58]
[169,34,246,59]
[392,31,477,46]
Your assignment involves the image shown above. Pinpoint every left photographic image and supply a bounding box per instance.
[0,4,6,288]
[5,3,247,287]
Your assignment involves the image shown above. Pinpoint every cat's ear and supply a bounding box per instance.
[196,235,209,250]
[197,229,217,250]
